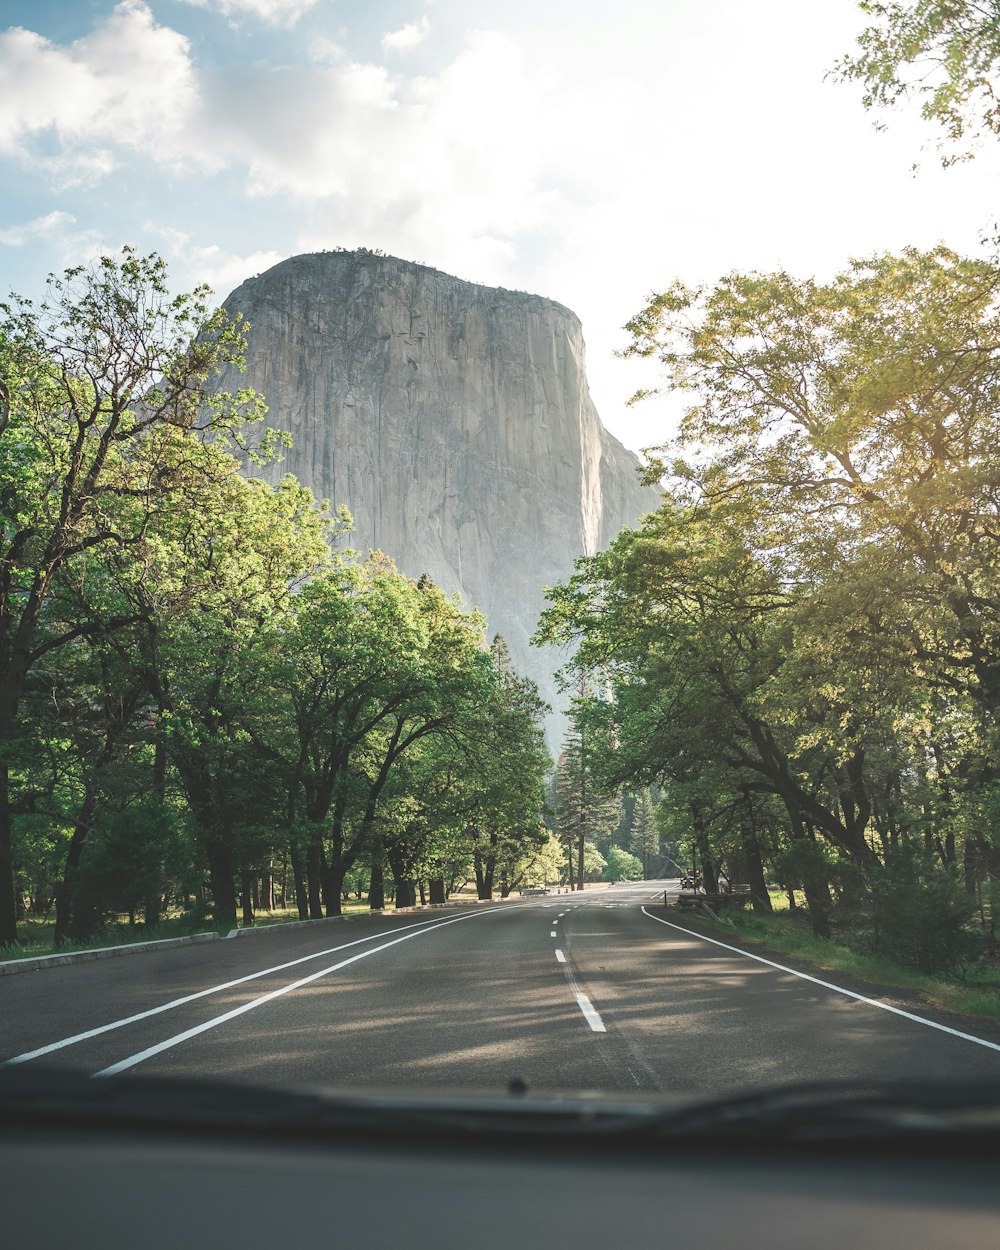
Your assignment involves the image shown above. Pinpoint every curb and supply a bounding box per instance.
[1,896,514,973]
[225,915,346,938]
[0,931,221,978]
[226,896,510,937]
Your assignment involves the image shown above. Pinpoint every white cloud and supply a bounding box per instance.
[176,0,318,26]
[0,209,106,280]
[0,210,76,246]
[0,1,208,181]
[142,223,286,298]
[0,7,642,308]
[381,16,430,54]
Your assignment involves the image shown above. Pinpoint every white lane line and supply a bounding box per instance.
[574,991,607,1033]
[5,910,497,1067]
[641,907,1000,1055]
[95,910,492,1077]
[550,930,557,937]
[555,949,567,964]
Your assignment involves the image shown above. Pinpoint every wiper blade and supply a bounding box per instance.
[0,1067,662,1140]
[639,1080,1000,1145]
[3,1070,999,1150]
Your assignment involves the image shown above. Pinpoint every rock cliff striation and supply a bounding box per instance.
[217,250,657,744]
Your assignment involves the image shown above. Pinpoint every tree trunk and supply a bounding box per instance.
[429,877,446,904]
[306,838,324,920]
[289,842,308,919]
[240,872,254,927]
[207,837,237,931]
[369,858,385,910]
[474,847,495,900]
[324,863,346,917]
[0,760,16,946]
[387,847,416,908]
[740,837,772,913]
[53,784,100,946]
[144,891,161,930]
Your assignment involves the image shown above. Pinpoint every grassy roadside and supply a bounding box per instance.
[0,901,374,964]
[693,897,1000,1024]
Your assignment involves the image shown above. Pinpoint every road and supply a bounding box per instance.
[3,881,1000,1096]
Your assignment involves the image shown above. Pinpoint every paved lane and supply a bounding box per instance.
[3,884,1000,1094]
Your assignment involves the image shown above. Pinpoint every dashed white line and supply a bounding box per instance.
[550,930,558,937]
[641,907,1000,1055]
[555,949,567,964]
[574,991,607,1033]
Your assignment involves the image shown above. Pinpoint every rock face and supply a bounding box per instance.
[217,250,657,744]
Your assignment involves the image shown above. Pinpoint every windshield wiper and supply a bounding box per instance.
[638,1079,1000,1146]
[2,1069,999,1150]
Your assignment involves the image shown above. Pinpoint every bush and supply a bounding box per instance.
[866,845,982,974]
[602,846,644,881]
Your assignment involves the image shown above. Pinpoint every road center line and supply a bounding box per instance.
[94,910,497,1077]
[555,949,567,964]
[550,930,557,937]
[640,907,1000,1054]
[5,909,503,1067]
[574,992,606,1033]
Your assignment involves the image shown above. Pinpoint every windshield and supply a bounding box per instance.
[2,0,1000,1119]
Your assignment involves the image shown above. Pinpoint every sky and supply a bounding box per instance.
[2,0,999,454]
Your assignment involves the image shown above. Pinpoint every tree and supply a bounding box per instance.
[603,846,643,882]
[835,2,1000,163]
[537,243,1000,946]
[552,672,621,892]
[631,790,659,877]
[0,249,271,945]
[450,635,550,901]
[623,247,1000,730]
[274,557,497,916]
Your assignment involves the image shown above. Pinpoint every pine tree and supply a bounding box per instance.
[631,789,659,878]
[554,705,620,890]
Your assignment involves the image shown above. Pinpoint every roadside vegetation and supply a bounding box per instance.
[0,253,553,951]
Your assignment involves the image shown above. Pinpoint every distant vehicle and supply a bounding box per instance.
[521,886,550,896]
[680,874,701,890]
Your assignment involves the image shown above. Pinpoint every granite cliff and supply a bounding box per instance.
[217,250,657,743]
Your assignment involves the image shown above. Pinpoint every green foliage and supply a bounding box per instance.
[602,846,643,881]
[581,841,607,882]
[866,845,982,973]
[71,800,187,931]
[2,250,549,941]
[539,243,1000,951]
[835,2,1000,163]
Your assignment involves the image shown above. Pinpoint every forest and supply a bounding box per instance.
[540,242,1000,977]
[0,251,554,951]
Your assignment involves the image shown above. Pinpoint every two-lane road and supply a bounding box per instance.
[3,883,1000,1094]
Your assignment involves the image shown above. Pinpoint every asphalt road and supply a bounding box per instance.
[3,882,1000,1095]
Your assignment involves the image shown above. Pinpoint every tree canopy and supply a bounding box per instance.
[1,253,551,949]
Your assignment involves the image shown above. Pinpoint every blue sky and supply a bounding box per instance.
[2,0,999,452]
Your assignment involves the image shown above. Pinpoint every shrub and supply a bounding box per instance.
[867,844,982,974]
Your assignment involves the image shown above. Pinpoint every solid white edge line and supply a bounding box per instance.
[5,908,509,1067]
[94,910,491,1077]
[574,991,607,1033]
[640,907,1000,1054]
[555,949,566,963]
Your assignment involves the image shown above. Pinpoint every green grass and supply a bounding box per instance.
[699,895,1000,1024]
[0,913,215,964]
[0,901,376,963]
